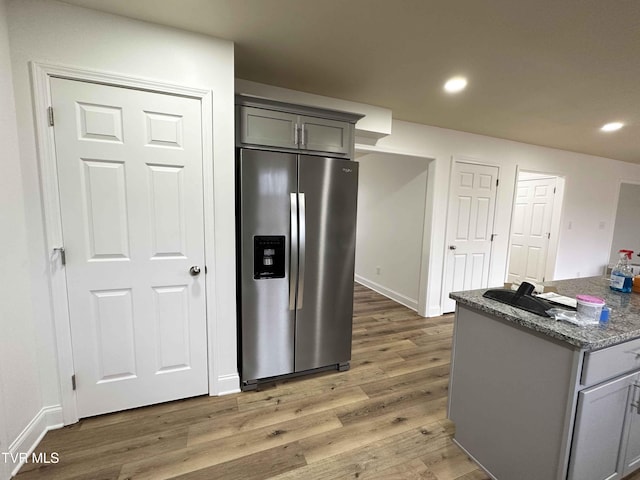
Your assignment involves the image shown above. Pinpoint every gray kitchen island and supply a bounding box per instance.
[448,276,640,480]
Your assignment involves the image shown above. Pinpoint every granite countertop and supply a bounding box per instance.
[450,276,640,351]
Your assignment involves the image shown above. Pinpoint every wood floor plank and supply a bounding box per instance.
[18,428,186,479]
[15,465,122,480]
[364,458,437,480]
[270,422,452,480]
[117,411,342,480]
[335,383,448,427]
[422,443,481,480]
[187,386,367,445]
[299,396,448,463]
[169,442,306,480]
[360,364,450,398]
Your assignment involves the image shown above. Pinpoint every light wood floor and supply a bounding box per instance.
[16,284,489,479]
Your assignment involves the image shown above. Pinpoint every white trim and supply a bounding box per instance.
[417,158,436,317]
[30,61,220,423]
[215,374,241,396]
[8,406,63,477]
[355,275,418,311]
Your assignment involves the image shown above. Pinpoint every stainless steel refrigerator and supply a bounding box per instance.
[237,148,358,389]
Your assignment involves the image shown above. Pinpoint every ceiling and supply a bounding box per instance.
[60,0,640,163]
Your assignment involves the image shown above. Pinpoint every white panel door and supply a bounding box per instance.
[51,77,208,418]
[443,162,499,313]
[507,177,556,284]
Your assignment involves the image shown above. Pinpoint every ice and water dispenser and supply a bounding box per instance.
[253,236,285,279]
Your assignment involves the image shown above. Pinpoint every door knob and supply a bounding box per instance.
[449,245,457,250]
[189,266,201,276]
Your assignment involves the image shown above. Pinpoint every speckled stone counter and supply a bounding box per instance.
[450,276,640,351]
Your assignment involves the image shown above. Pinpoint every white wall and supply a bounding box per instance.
[355,153,429,309]
[5,0,237,465]
[367,120,640,316]
[0,0,44,476]
[609,183,640,264]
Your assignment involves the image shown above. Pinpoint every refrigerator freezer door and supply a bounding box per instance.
[295,155,358,372]
[239,149,298,381]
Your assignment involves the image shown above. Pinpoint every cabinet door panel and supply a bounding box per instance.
[623,377,640,476]
[240,107,298,149]
[569,372,636,480]
[300,115,351,156]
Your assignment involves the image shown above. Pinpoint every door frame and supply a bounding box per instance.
[31,62,217,425]
[505,167,565,284]
[441,156,501,312]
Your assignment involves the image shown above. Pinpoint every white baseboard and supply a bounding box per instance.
[427,305,443,317]
[8,405,63,477]
[355,275,418,311]
[213,373,240,396]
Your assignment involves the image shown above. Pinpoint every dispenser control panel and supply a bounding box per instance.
[254,236,285,279]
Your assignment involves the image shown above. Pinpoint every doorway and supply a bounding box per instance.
[506,170,564,285]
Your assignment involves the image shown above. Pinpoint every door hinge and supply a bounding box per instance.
[205,265,208,274]
[490,233,497,242]
[71,374,76,391]
[547,232,551,239]
[47,106,54,126]
[553,187,556,194]
[496,178,499,187]
[53,247,66,265]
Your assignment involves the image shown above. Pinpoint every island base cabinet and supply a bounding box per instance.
[568,371,640,480]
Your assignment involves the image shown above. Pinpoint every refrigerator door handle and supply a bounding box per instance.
[289,193,298,311]
[297,192,306,310]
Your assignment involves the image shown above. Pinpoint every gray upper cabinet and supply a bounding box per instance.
[298,115,350,155]
[240,107,298,150]
[236,95,362,158]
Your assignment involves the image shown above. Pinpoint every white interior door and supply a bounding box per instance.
[443,161,499,313]
[51,77,208,418]
[507,177,556,284]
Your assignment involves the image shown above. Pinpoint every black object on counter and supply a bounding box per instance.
[483,282,555,317]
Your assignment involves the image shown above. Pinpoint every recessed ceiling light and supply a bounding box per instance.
[444,76,468,93]
[601,122,624,132]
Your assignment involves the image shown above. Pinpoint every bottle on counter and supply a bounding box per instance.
[610,249,634,293]
[633,275,640,293]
